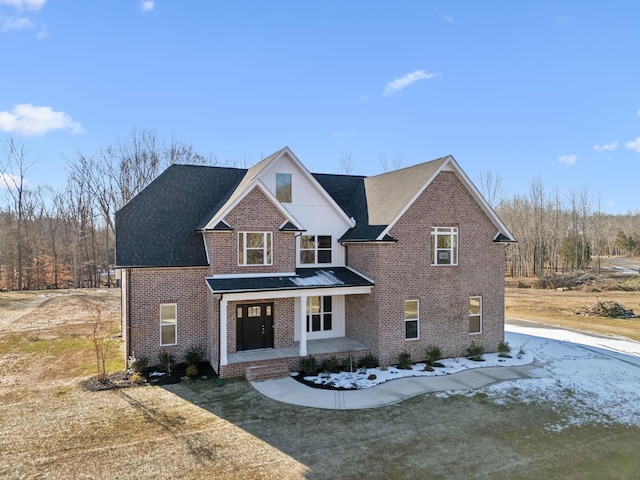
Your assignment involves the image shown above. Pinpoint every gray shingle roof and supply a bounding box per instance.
[206,267,374,294]
[115,164,246,267]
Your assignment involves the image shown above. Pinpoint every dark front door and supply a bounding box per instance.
[236,303,274,351]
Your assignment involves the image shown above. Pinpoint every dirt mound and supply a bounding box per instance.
[577,299,636,319]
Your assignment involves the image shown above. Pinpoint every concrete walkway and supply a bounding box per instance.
[250,363,538,410]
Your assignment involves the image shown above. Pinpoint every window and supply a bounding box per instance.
[405,300,419,340]
[276,173,292,203]
[160,303,177,345]
[431,227,458,265]
[300,235,332,264]
[469,296,482,334]
[306,296,332,332]
[238,232,272,265]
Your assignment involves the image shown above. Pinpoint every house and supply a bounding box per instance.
[115,147,515,379]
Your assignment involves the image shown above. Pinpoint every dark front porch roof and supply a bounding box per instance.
[206,267,374,294]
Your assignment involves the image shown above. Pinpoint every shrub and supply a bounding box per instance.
[320,356,340,373]
[397,350,413,370]
[185,346,204,366]
[158,351,176,373]
[498,341,512,358]
[128,354,149,374]
[340,354,355,372]
[130,372,145,384]
[185,364,198,377]
[424,346,442,366]
[466,341,485,362]
[358,353,379,369]
[300,356,318,376]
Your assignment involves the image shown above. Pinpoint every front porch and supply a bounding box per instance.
[221,336,370,379]
[228,336,368,364]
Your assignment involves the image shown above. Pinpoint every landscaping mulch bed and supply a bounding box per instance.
[81,362,218,391]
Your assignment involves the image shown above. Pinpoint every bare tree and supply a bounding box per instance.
[478,170,504,209]
[1,138,35,290]
[338,151,357,175]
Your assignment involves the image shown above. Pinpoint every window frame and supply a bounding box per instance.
[238,231,273,266]
[469,296,482,335]
[306,296,333,333]
[404,299,419,340]
[299,234,332,265]
[431,227,458,266]
[276,172,292,203]
[160,303,177,346]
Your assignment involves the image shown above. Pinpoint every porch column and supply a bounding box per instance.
[220,297,228,366]
[299,295,307,357]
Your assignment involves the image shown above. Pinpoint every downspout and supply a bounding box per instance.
[126,268,132,364]
[217,293,223,375]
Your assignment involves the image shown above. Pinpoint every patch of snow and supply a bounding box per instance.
[461,326,640,430]
[291,270,344,287]
[149,371,166,377]
[303,350,534,390]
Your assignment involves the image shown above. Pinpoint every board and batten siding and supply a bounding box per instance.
[260,153,352,267]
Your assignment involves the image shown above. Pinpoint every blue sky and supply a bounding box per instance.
[1,1,639,213]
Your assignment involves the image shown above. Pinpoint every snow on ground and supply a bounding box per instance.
[467,323,640,430]
[302,347,533,390]
[303,321,640,429]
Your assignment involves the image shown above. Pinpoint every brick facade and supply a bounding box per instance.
[122,163,508,379]
[347,171,505,366]
[125,266,209,364]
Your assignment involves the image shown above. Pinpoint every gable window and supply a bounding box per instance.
[405,300,419,340]
[300,235,332,264]
[306,296,332,332]
[160,303,177,345]
[238,232,272,265]
[469,296,482,334]
[276,173,292,203]
[431,227,458,265]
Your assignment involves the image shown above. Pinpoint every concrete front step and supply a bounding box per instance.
[245,362,290,381]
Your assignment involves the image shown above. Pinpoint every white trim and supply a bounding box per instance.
[469,296,483,335]
[377,156,515,242]
[345,266,375,284]
[204,180,305,231]
[202,235,211,265]
[213,285,372,302]
[404,299,419,340]
[208,272,296,280]
[159,303,177,346]
[298,234,333,266]
[274,147,356,228]
[220,298,228,365]
[299,295,307,356]
[238,231,273,266]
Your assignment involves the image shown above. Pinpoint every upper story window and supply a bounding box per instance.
[431,227,458,265]
[276,173,292,203]
[238,232,272,265]
[469,296,482,334]
[300,235,332,264]
[160,303,177,346]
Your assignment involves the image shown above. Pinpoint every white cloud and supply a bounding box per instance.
[384,70,438,96]
[442,15,454,24]
[0,172,25,189]
[0,0,45,11]
[139,1,154,12]
[332,131,356,137]
[558,154,577,165]
[0,104,85,136]
[625,137,640,153]
[593,141,618,152]
[0,15,32,31]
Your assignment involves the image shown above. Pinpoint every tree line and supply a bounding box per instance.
[1,134,638,291]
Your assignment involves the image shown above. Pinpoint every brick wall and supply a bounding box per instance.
[127,266,209,366]
[203,187,296,276]
[347,171,506,366]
